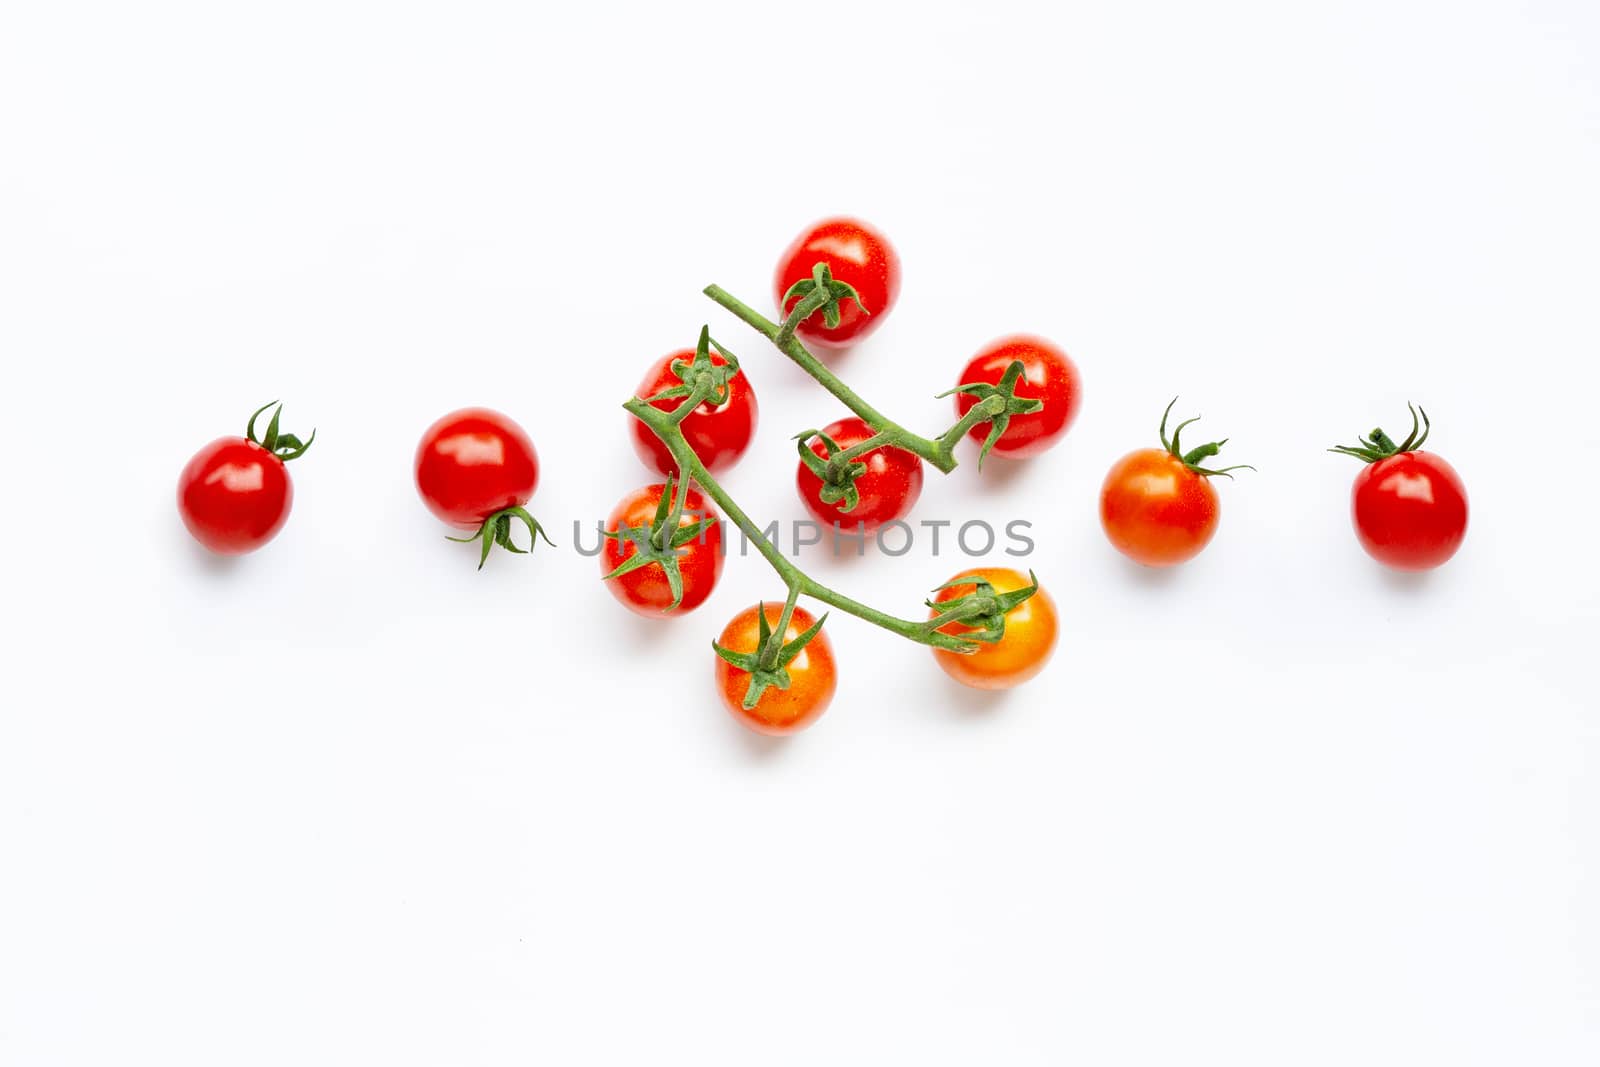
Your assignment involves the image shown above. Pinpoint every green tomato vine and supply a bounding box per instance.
[619,268,1051,706]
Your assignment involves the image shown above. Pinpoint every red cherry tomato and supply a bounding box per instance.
[774,217,901,350]
[629,348,758,476]
[928,567,1059,690]
[1099,449,1220,567]
[796,416,924,533]
[178,438,294,554]
[600,483,725,615]
[714,603,836,736]
[1333,407,1468,571]
[1350,453,1468,570]
[954,336,1083,459]
[414,408,540,530]
[178,402,314,555]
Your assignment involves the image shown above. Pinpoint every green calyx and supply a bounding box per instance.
[447,506,554,570]
[712,600,829,709]
[1159,398,1254,478]
[936,359,1045,468]
[776,261,868,344]
[640,326,744,416]
[921,571,1040,653]
[1328,403,1430,464]
[794,428,872,513]
[246,400,316,461]
[600,474,718,612]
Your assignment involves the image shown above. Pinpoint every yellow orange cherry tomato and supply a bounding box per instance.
[714,604,837,735]
[928,567,1057,690]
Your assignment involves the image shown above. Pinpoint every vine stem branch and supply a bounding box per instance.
[703,284,960,474]
[760,584,804,671]
[937,396,1005,452]
[774,288,828,348]
[622,396,975,653]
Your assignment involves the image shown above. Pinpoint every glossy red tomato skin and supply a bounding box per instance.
[600,483,725,616]
[1099,448,1220,567]
[414,408,540,530]
[1350,451,1468,570]
[795,416,924,533]
[955,336,1083,459]
[773,217,901,350]
[714,604,837,736]
[629,349,758,476]
[177,437,294,554]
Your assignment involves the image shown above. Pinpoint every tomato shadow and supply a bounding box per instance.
[1377,567,1432,594]
[603,604,681,648]
[815,531,880,567]
[727,722,794,762]
[1113,552,1183,587]
[940,682,1013,717]
[966,452,1041,492]
[184,535,241,576]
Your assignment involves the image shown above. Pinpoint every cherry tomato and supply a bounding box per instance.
[928,567,1058,690]
[600,483,725,615]
[178,439,293,554]
[1099,401,1249,567]
[1350,453,1468,569]
[629,348,758,476]
[796,416,923,534]
[1100,450,1218,567]
[954,336,1083,459]
[177,402,314,555]
[774,217,901,350]
[1332,406,1468,571]
[414,407,539,530]
[714,603,836,736]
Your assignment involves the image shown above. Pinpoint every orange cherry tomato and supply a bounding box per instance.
[928,567,1058,690]
[714,604,837,736]
[1099,400,1250,568]
[1099,448,1220,567]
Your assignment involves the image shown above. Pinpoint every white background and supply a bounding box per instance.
[2,1,1597,1063]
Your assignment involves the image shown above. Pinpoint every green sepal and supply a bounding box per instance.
[1328,404,1431,464]
[937,360,1045,469]
[1157,397,1255,479]
[712,603,829,709]
[780,261,869,334]
[794,429,869,513]
[447,506,554,570]
[639,326,743,413]
[921,570,1041,651]
[245,400,317,462]
[599,474,718,612]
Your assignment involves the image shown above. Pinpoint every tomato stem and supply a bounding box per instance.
[703,284,959,473]
[824,429,892,475]
[623,394,987,653]
[773,261,870,347]
[1158,397,1255,479]
[934,360,1044,468]
[446,506,554,570]
[245,400,316,462]
[758,585,803,672]
[653,469,693,553]
[1329,404,1432,464]
[774,287,829,348]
